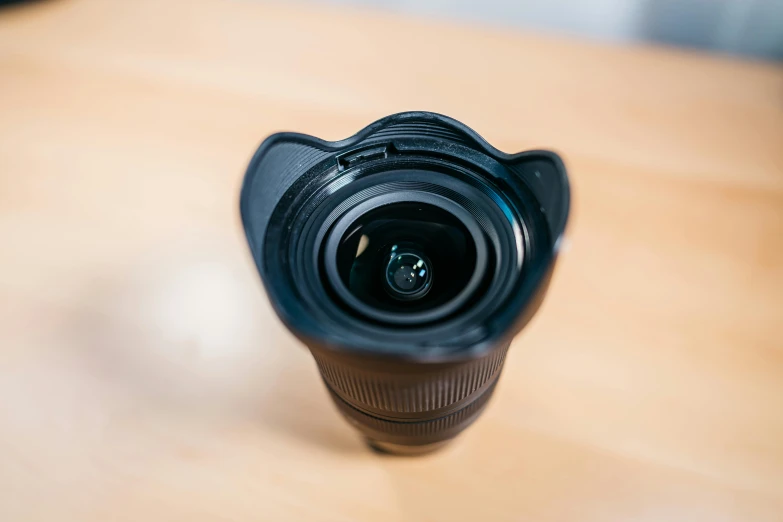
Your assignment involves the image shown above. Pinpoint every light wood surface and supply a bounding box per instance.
[1,0,782,520]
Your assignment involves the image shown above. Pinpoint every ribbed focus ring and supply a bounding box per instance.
[312,344,509,417]
[327,381,498,444]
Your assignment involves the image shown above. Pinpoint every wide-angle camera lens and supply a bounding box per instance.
[241,112,569,454]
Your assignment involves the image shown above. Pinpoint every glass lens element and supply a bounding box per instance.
[385,250,432,299]
[334,202,476,314]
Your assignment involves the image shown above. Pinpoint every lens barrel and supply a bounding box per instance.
[240,112,569,454]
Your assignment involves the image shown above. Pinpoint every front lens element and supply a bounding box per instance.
[334,202,476,316]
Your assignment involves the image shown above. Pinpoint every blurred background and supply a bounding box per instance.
[317,0,783,60]
[1,0,782,520]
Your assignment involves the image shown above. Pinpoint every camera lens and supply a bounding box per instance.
[241,112,569,454]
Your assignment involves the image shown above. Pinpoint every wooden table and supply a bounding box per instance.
[1,0,782,520]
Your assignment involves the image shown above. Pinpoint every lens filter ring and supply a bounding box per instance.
[288,166,524,348]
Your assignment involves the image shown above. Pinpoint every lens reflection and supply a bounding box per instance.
[385,250,432,299]
[334,202,476,314]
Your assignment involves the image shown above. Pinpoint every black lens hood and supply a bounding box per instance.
[240,112,569,363]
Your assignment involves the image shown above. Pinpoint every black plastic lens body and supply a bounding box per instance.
[240,112,569,454]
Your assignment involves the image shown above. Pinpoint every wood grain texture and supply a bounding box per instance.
[1,0,782,520]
